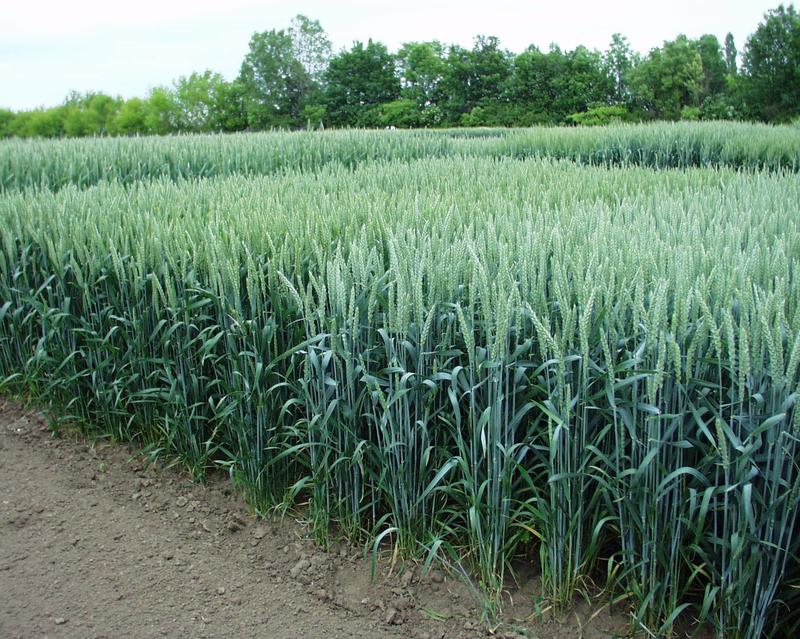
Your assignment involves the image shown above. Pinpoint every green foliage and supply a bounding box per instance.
[213,80,249,133]
[742,4,800,122]
[238,28,312,129]
[555,46,615,116]
[605,33,637,104]
[441,36,511,124]
[3,8,798,136]
[16,108,67,137]
[301,103,326,128]
[567,105,635,126]
[459,106,490,127]
[62,92,122,136]
[699,94,742,121]
[396,41,447,125]
[505,44,613,125]
[376,99,422,128]
[0,109,14,138]
[172,70,230,133]
[324,40,400,126]
[112,98,149,135]
[289,15,332,85]
[724,33,738,75]
[630,35,704,119]
[504,47,564,124]
[681,105,701,120]
[696,34,728,98]
[144,87,180,135]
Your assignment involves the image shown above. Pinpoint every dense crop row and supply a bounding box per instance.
[1,154,798,637]
[1,121,799,193]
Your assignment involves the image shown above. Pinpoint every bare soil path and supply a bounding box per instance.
[0,398,620,639]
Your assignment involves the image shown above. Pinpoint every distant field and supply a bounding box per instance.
[1,124,799,638]
[1,121,799,193]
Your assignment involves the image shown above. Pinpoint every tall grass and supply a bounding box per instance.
[1,155,798,636]
[1,120,798,193]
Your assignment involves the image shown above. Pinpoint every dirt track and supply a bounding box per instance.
[0,398,621,639]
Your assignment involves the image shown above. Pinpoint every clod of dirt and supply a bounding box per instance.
[54,617,67,625]
[429,569,444,583]
[310,553,327,568]
[290,559,310,578]
[315,589,331,602]
[384,607,400,625]
[400,569,415,588]
[396,596,412,611]
[253,526,267,540]
[226,514,245,532]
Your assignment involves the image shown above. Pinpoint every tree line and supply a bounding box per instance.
[1,6,799,138]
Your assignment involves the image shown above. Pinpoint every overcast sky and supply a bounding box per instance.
[0,0,786,110]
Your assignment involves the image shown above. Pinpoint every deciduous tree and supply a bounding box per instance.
[630,35,704,119]
[173,70,229,133]
[440,36,511,124]
[742,4,800,121]
[605,33,636,103]
[239,29,312,129]
[289,15,332,85]
[324,40,400,126]
[396,41,447,125]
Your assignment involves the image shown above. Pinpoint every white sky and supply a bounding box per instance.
[0,0,787,110]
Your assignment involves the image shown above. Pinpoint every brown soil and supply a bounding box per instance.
[0,398,626,639]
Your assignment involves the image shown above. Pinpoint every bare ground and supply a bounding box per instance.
[0,398,626,639]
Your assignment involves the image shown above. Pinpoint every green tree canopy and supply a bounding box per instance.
[396,41,447,125]
[724,33,738,75]
[2,7,798,136]
[554,46,614,116]
[630,35,704,119]
[172,70,230,133]
[605,34,637,104]
[505,46,566,124]
[143,87,180,135]
[742,4,800,122]
[441,36,512,124]
[0,109,14,138]
[238,29,312,129]
[62,92,121,136]
[695,34,728,100]
[505,44,613,124]
[112,98,149,135]
[324,40,400,126]
[289,15,332,86]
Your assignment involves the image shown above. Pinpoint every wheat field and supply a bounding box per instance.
[1,123,799,637]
